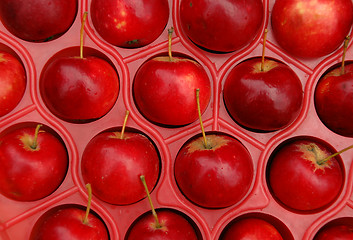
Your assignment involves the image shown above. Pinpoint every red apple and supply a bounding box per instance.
[0,0,77,42]
[179,0,263,52]
[90,0,169,48]
[268,138,344,212]
[30,204,109,240]
[81,131,160,205]
[0,51,26,117]
[271,0,353,59]
[315,63,353,137]
[223,58,303,132]
[314,224,353,240]
[221,218,283,240]
[0,124,68,201]
[174,133,253,208]
[133,56,211,126]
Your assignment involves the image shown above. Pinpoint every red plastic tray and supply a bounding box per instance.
[1,0,353,239]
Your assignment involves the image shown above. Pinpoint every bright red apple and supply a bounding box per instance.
[0,0,77,42]
[81,129,160,205]
[90,0,169,48]
[268,138,344,212]
[271,0,353,59]
[223,58,303,132]
[174,133,253,208]
[221,217,283,240]
[179,0,263,52]
[0,124,68,201]
[314,223,353,240]
[0,51,26,117]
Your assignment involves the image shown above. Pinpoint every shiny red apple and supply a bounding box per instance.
[174,133,253,208]
[223,58,303,132]
[0,124,68,201]
[0,51,26,117]
[90,0,169,48]
[315,63,353,137]
[271,0,353,58]
[221,217,283,240]
[81,131,160,205]
[314,223,353,240]
[133,56,211,126]
[268,138,344,212]
[179,0,263,52]
[0,0,77,42]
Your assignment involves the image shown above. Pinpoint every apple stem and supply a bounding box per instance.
[120,110,130,139]
[340,35,350,75]
[196,88,209,149]
[261,29,268,72]
[140,175,161,228]
[31,124,42,149]
[83,183,92,225]
[168,27,174,62]
[318,143,353,165]
[80,12,88,59]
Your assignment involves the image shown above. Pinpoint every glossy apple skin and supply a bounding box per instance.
[133,56,211,126]
[180,0,263,52]
[315,64,353,137]
[268,139,344,212]
[271,0,353,59]
[91,0,169,48]
[0,126,68,201]
[0,0,77,42]
[127,209,198,240]
[40,56,119,122]
[0,51,26,117]
[314,224,353,240]
[30,205,109,240]
[81,131,160,205]
[223,58,303,132]
[221,218,283,240]
[174,134,253,208]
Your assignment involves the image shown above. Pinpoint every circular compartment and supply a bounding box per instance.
[39,47,120,123]
[0,122,68,201]
[174,131,254,209]
[313,217,353,239]
[266,136,345,214]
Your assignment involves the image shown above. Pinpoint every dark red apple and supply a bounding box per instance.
[0,124,68,201]
[179,0,263,52]
[0,51,26,117]
[271,0,353,59]
[90,0,169,48]
[126,209,198,240]
[174,133,253,208]
[30,204,109,240]
[81,131,160,205]
[314,224,353,240]
[221,218,283,240]
[223,58,303,132]
[0,0,77,42]
[133,56,211,126]
[315,63,353,137]
[268,138,344,212]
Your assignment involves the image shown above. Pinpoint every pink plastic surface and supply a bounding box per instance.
[1,0,353,239]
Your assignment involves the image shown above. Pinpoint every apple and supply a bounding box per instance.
[174,133,253,208]
[271,0,353,59]
[0,124,68,201]
[314,223,353,240]
[30,185,109,240]
[268,138,344,212]
[223,57,303,132]
[0,0,77,42]
[40,12,119,122]
[179,0,263,52]
[221,217,283,240]
[90,0,169,48]
[81,119,160,205]
[0,51,26,117]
